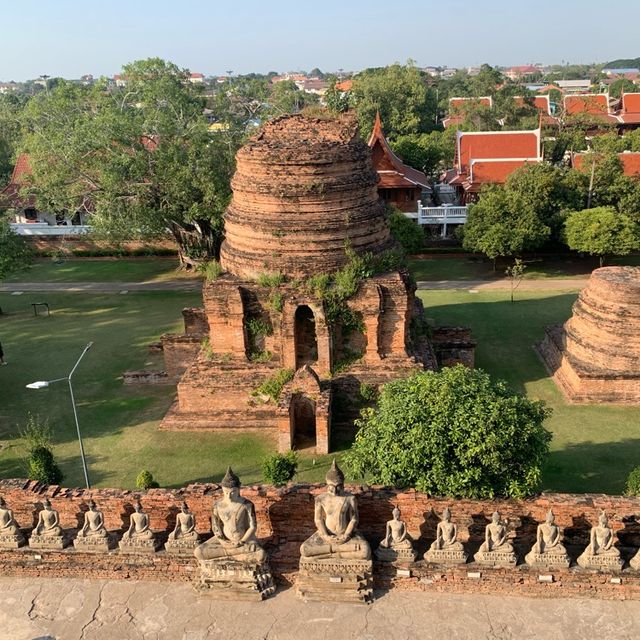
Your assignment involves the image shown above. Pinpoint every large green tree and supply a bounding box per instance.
[351,62,437,140]
[0,93,27,184]
[564,206,640,267]
[0,213,32,280]
[390,129,456,179]
[21,58,236,262]
[344,365,551,498]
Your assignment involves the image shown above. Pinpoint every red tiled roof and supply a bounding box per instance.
[367,112,429,188]
[564,94,609,116]
[190,73,204,78]
[456,130,540,174]
[622,93,640,114]
[0,153,35,207]
[468,158,541,188]
[506,65,539,74]
[514,95,551,115]
[335,79,352,91]
[573,152,640,177]
[537,84,563,94]
[449,96,492,110]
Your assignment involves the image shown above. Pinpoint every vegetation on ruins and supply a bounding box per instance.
[564,207,640,267]
[0,212,32,279]
[625,467,640,496]
[21,414,64,485]
[261,450,298,486]
[388,208,424,254]
[345,365,552,498]
[253,369,294,403]
[136,469,160,490]
[197,260,223,281]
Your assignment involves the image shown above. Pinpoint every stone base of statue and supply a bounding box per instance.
[73,535,112,553]
[297,559,373,604]
[164,537,200,556]
[576,550,623,571]
[194,559,275,601]
[524,549,570,569]
[0,532,26,549]
[629,550,640,571]
[375,546,417,563]
[423,547,468,565]
[29,534,66,550]
[118,536,159,554]
[473,548,517,567]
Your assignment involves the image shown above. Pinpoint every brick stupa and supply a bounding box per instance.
[539,266,640,403]
[160,114,474,451]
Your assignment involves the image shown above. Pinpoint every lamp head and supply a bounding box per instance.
[26,381,49,390]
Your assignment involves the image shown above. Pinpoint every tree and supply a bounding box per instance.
[265,80,318,117]
[461,186,551,267]
[564,207,640,267]
[609,78,636,99]
[505,258,526,303]
[21,413,64,485]
[21,58,236,264]
[344,365,552,498]
[0,212,32,280]
[387,209,424,253]
[0,93,27,183]
[351,62,437,139]
[391,130,455,179]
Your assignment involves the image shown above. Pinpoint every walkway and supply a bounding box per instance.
[0,278,588,294]
[1,577,638,639]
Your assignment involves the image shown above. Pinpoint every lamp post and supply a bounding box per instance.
[26,342,93,488]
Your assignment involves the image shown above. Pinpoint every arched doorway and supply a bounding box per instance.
[292,395,316,450]
[294,305,318,370]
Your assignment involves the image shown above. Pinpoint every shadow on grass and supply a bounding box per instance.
[543,438,640,495]
[421,291,578,393]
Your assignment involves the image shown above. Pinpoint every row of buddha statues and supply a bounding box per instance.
[0,462,635,599]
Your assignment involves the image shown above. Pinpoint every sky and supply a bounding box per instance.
[1,0,639,81]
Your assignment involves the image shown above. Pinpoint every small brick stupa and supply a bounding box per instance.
[539,266,640,403]
[160,114,473,452]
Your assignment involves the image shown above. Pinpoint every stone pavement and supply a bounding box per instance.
[2,577,640,640]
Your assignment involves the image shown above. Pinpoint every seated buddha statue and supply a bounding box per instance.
[77,500,108,539]
[168,501,198,541]
[33,498,63,537]
[122,500,154,540]
[430,507,464,552]
[0,496,22,537]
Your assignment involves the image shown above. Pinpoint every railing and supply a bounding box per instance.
[10,223,92,236]
[416,205,468,225]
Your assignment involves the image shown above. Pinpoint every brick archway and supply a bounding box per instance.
[291,394,317,450]
[294,305,318,370]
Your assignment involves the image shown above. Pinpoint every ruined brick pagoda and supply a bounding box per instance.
[539,266,640,403]
[161,114,473,452]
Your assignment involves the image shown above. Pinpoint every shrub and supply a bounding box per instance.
[344,365,552,498]
[257,272,285,287]
[261,451,298,486]
[136,469,160,490]
[198,259,223,281]
[625,467,640,496]
[21,413,64,485]
[253,369,294,403]
[388,209,424,253]
[27,446,64,485]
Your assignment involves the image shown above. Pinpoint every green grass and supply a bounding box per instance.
[420,289,640,495]
[0,290,340,488]
[407,254,640,281]
[4,258,201,283]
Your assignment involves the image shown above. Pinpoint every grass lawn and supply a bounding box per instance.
[1,266,638,494]
[420,289,640,494]
[0,290,339,489]
[4,258,201,283]
[407,253,640,281]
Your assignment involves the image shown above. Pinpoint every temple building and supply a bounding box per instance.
[617,93,640,129]
[573,151,640,178]
[367,113,429,213]
[160,114,474,453]
[563,93,620,124]
[0,154,38,222]
[446,129,542,202]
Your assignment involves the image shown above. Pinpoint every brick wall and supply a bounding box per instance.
[3,479,640,598]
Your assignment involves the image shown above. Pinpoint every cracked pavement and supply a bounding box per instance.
[1,578,640,639]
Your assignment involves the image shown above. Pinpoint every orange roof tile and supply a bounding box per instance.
[622,93,640,114]
[573,152,640,177]
[468,158,541,187]
[449,96,492,110]
[456,130,540,174]
[335,79,352,91]
[564,94,609,116]
[514,95,551,115]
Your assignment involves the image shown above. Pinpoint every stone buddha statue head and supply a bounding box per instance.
[325,460,345,496]
[221,467,241,500]
[133,500,143,514]
[392,507,401,521]
[180,501,190,514]
[491,511,501,525]
[598,511,609,528]
[545,509,555,525]
[43,498,53,511]
[88,500,97,512]
[442,507,452,522]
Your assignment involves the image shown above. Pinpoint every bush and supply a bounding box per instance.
[261,451,298,486]
[344,365,552,498]
[21,413,64,485]
[27,446,64,485]
[625,467,640,496]
[136,469,160,490]
[388,209,424,254]
[197,259,223,281]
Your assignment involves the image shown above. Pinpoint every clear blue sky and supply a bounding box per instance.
[1,0,638,80]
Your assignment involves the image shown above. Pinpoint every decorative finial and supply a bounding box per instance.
[221,467,241,489]
[325,459,345,485]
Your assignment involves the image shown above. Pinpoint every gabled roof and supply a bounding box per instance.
[573,151,640,177]
[468,158,541,187]
[514,95,551,115]
[564,93,609,115]
[455,129,541,174]
[335,79,353,91]
[622,93,640,113]
[449,96,493,109]
[0,153,35,207]
[367,112,429,188]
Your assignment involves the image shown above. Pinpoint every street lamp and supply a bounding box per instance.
[26,342,94,488]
